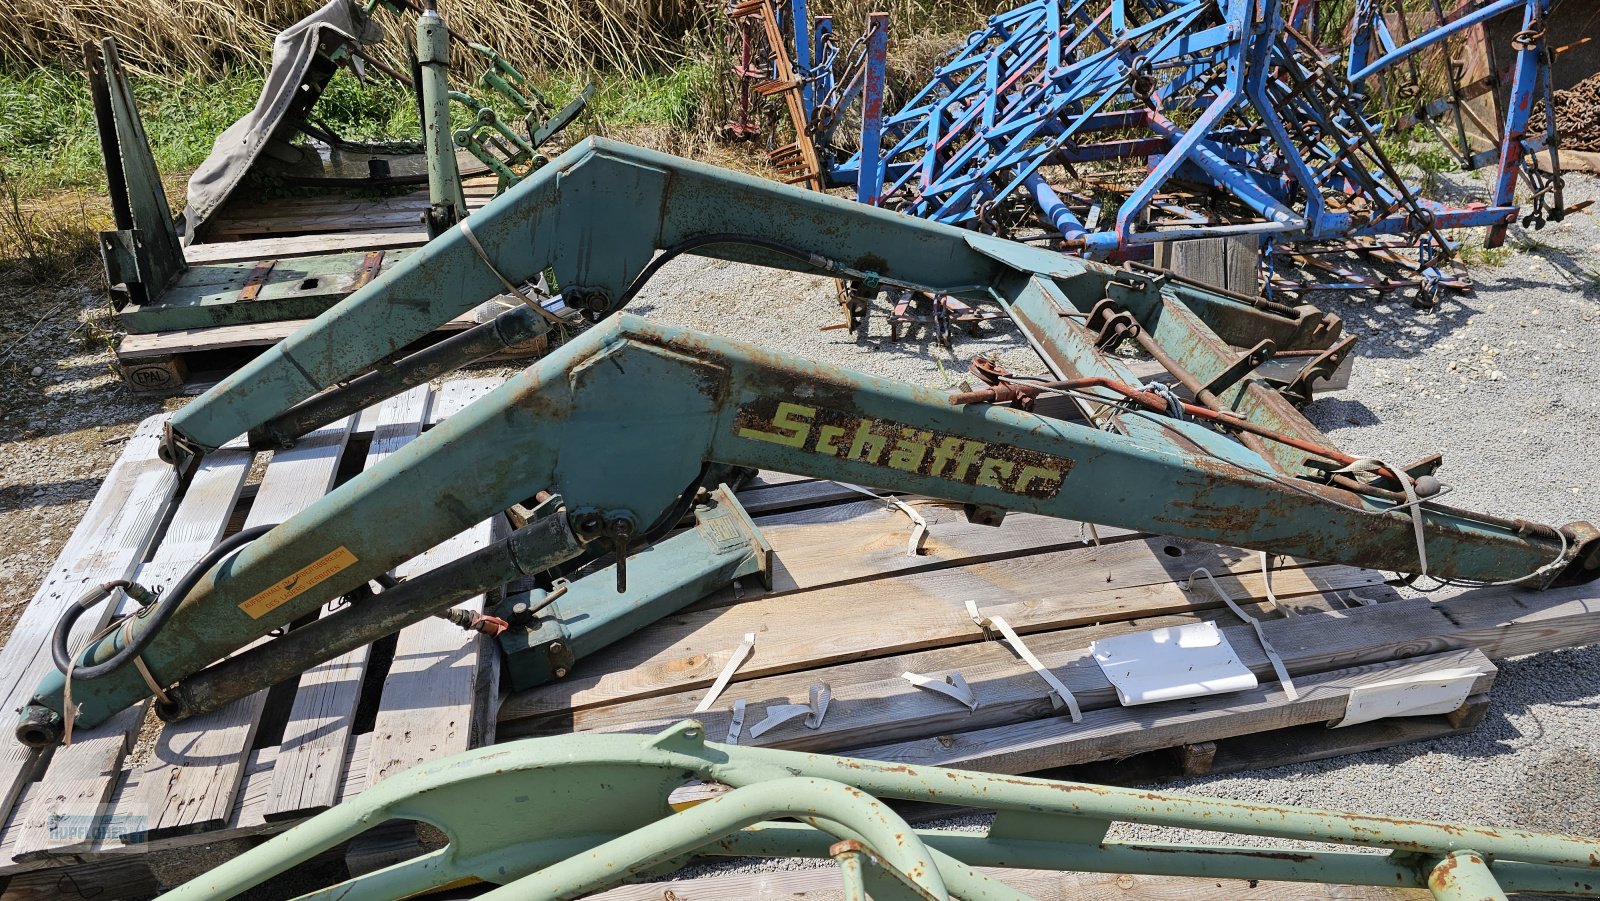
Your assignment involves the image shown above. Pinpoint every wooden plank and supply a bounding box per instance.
[736,480,891,515]
[744,470,814,488]
[117,312,479,359]
[588,864,1426,900]
[1153,234,1258,296]
[1195,692,1490,777]
[1422,581,1600,659]
[183,231,427,266]
[263,387,433,821]
[423,377,503,426]
[139,410,360,839]
[365,380,500,788]
[0,855,160,901]
[0,415,181,829]
[0,735,377,878]
[11,450,254,861]
[845,649,1495,774]
[205,210,432,238]
[737,497,1133,600]
[498,534,1385,722]
[511,595,1275,740]
[526,585,1414,754]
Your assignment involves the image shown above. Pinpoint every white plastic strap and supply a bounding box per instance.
[1258,551,1290,615]
[458,217,565,325]
[1185,567,1300,701]
[903,671,978,711]
[694,632,756,713]
[748,683,831,738]
[725,699,747,744]
[833,482,928,556]
[967,601,1082,721]
[1079,521,1102,547]
[1330,457,1428,578]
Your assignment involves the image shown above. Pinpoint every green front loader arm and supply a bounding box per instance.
[165,138,1337,459]
[20,311,1597,745]
[160,721,1600,900]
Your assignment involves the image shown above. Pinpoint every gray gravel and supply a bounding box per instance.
[629,255,1042,385]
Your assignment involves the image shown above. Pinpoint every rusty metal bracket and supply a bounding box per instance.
[349,250,386,291]
[237,259,277,302]
[1200,339,1277,398]
[1274,334,1357,407]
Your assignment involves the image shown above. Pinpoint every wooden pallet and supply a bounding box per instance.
[112,176,508,394]
[198,174,499,242]
[1,380,1598,897]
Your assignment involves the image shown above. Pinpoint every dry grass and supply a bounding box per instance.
[0,177,107,290]
[4,0,1001,79]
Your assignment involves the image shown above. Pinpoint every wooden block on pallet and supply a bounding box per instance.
[119,354,188,393]
[262,386,433,822]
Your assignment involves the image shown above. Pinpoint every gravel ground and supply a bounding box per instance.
[0,166,1597,894]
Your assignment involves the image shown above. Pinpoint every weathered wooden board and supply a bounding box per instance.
[0,417,182,830]
[11,448,253,860]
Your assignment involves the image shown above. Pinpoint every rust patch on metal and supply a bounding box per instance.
[349,250,387,291]
[238,259,277,302]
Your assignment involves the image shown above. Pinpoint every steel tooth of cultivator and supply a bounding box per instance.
[154,721,1600,901]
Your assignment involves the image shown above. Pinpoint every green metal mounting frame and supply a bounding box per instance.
[157,720,1600,900]
[87,37,417,333]
[494,484,773,692]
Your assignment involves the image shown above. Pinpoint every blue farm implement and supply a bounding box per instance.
[779,0,1569,306]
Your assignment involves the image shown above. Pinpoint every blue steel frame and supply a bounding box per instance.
[834,0,1557,299]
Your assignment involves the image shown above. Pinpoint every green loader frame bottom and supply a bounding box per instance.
[162,721,1600,900]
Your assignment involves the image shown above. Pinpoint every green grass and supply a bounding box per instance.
[0,65,435,194]
[1454,240,1511,268]
[0,57,724,195]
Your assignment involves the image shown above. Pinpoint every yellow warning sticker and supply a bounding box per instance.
[239,546,359,619]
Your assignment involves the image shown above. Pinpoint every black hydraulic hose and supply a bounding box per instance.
[609,233,944,320]
[607,234,821,319]
[51,524,277,681]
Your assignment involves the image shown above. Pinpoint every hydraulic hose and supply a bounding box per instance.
[51,524,277,681]
[609,233,982,319]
